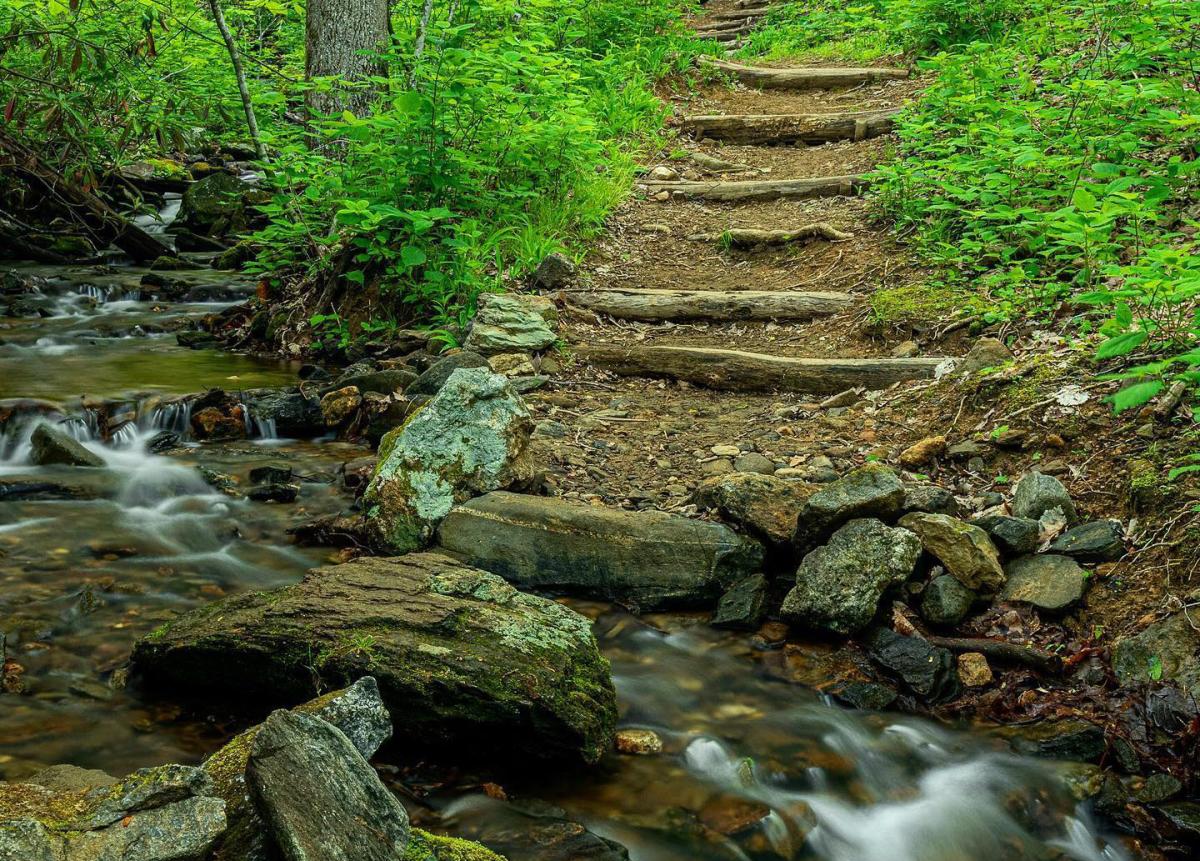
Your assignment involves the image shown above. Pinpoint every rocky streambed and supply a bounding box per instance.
[0,252,1181,860]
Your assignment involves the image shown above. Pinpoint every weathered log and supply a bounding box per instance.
[564,288,853,322]
[0,130,174,262]
[697,29,746,42]
[710,8,773,21]
[643,175,868,202]
[682,109,900,145]
[699,16,756,31]
[924,636,1062,674]
[700,57,909,90]
[577,345,942,393]
[687,224,854,246]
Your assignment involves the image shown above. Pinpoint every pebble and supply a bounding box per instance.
[891,340,919,358]
[701,459,735,476]
[958,652,993,687]
[710,444,741,457]
[615,728,663,755]
[899,435,947,469]
[734,452,775,475]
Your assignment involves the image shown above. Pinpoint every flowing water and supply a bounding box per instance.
[0,249,1132,859]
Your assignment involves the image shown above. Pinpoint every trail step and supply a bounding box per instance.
[710,10,769,22]
[564,288,853,322]
[698,17,756,32]
[578,345,943,393]
[683,109,899,145]
[698,29,746,42]
[643,175,867,202]
[700,58,909,90]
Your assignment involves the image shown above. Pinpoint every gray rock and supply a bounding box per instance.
[957,337,1013,374]
[866,628,958,701]
[1049,520,1125,562]
[1112,613,1200,700]
[532,252,577,289]
[920,575,976,626]
[29,423,105,467]
[691,471,812,545]
[1006,719,1106,763]
[248,711,409,861]
[132,553,616,764]
[973,514,1040,557]
[1012,471,1078,523]
[464,294,558,356]
[782,518,921,634]
[329,369,418,397]
[437,491,763,611]
[1000,554,1087,612]
[947,440,986,460]
[898,512,1005,593]
[793,463,906,551]
[902,485,961,517]
[405,351,490,396]
[364,368,534,552]
[711,574,768,630]
[733,452,775,475]
[242,388,323,438]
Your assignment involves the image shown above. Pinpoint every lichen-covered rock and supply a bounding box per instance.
[0,764,225,861]
[920,574,976,626]
[1112,613,1200,699]
[248,710,409,861]
[793,463,906,551]
[973,514,1040,558]
[691,471,813,545]
[1000,554,1087,612]
[1012,471,1078,523]
[531,252,577,290]
[320,385,362,428]
[899,512,1005,593]
[1049,520,1125,562]
[364,369,534,553]
[463,294,558,356]
[29,423,105,468]
[131,553,616,765]
[902,485,960,517]
[782,518,921,634]
[403,829,507,861]
[436,491,763,611]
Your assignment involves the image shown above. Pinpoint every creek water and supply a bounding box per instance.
[0,254,1130,860]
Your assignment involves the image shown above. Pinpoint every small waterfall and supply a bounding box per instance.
[141,398,194,436]
[241,402,279,441]
[131,194,182,237]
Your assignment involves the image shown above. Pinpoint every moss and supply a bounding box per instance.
[869,281,993,329]
[404,829,507,861]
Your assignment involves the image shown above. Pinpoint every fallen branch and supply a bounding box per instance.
[924,636,1062,674]
[687,224,854,246]
[643,175,868,203]
[563,288,852,322]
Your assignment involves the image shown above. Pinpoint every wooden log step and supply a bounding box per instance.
[711,7,773,20]
[700,58,909,90]
[697,29,746,42]
[643,175,868,202]
[564,288,853,322]
[683,109,899,145]
[687,224,854,246]
[698,16,756,31]
[578,345,943,393]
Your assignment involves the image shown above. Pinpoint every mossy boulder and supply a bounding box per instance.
[130,553,616,765]
[1112,612,1200,700]
[177,172,251,238]
[899,512,1005,594]
[793,463,906,551]
[364,368,535,553]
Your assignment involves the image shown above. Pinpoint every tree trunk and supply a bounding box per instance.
[305,0,391,117]
[208,0,265,159]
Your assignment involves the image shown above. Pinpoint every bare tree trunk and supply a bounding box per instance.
[305,0,391,117]
[208,0,265,160]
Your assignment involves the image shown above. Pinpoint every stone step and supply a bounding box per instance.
[643,174,868,202]
[700,57,909,90]
[577,345,944,393]
[683,108,900,145]
[564,288,853,322]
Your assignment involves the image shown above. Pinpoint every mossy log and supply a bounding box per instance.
[682,108,900,145]
[700,57,909,90]
[643,175,868,202]
[564,288,853,322]
[578,345,942,393]
[687,224,854,246]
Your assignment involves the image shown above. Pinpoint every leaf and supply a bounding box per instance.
[401,246,427,268]
[1114,302,1133,328]
[3,96,14,123]
[1148,655,1163,681]
[345,270,365,285]
[1072,187,1098,213]
[1108,380,1163,414]
[1168,464,1200,481]
[1096,331,1147,360]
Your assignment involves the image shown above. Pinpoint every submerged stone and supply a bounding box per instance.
[131,553,616,765]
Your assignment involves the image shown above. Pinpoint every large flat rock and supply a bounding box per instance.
[435,491,764,611]
[131,553,616,765]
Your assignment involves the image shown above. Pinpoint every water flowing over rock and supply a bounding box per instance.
[793,462,906,551]
[130,553,617,764]
[436,491,764,611]
[899,512,1005,593]
[364,368,535,552]
[782,518,921,634]
[28,423,105,467]
[463,294,558,356]
[248,710,410,861]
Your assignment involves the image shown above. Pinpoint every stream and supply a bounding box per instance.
[0,251,1131,860]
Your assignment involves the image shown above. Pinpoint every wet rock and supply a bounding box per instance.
[247,483,299,503]
[178,171,251,237]
[793,463,906,551]
[406,351,490,396]
[972,514,1040,557]
[865,628,958,701]
[29,423,105,467]
[176,330,219,349]
[243,388,324,438]
[437,491,762,611]
[691,471,812,545]
[902,485,961,517]
[1048,520,1124,562]
[248,710,409,861]
[1157,802,1200,841]
[920,574,976,626]
[147,430,181,453]
[132,552,616,764]
[1000,554,1087,612]
[0,763,225,861]
[532,252,577,290]
[463,294,558,356]
[711,573,768,630]
[1135,773,1182,803]
[899,435,946,469]
[957,652,992,687]
[1112,613,1200,699]
[1007,719,1106,763]
[319,385,361,428]
[330,369,418,397]
[615,729,663,756]
[958,337,1013,374]
[830,680,897,711]
[249,465,293,485]
[733,452,775,475]
[364,369,534,553]
[899,512,1005,593]
[782,519,921,635]
[449,800,629,861]
[1011,471,1078,523]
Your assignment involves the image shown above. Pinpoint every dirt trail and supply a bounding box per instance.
[528,1,947,508]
